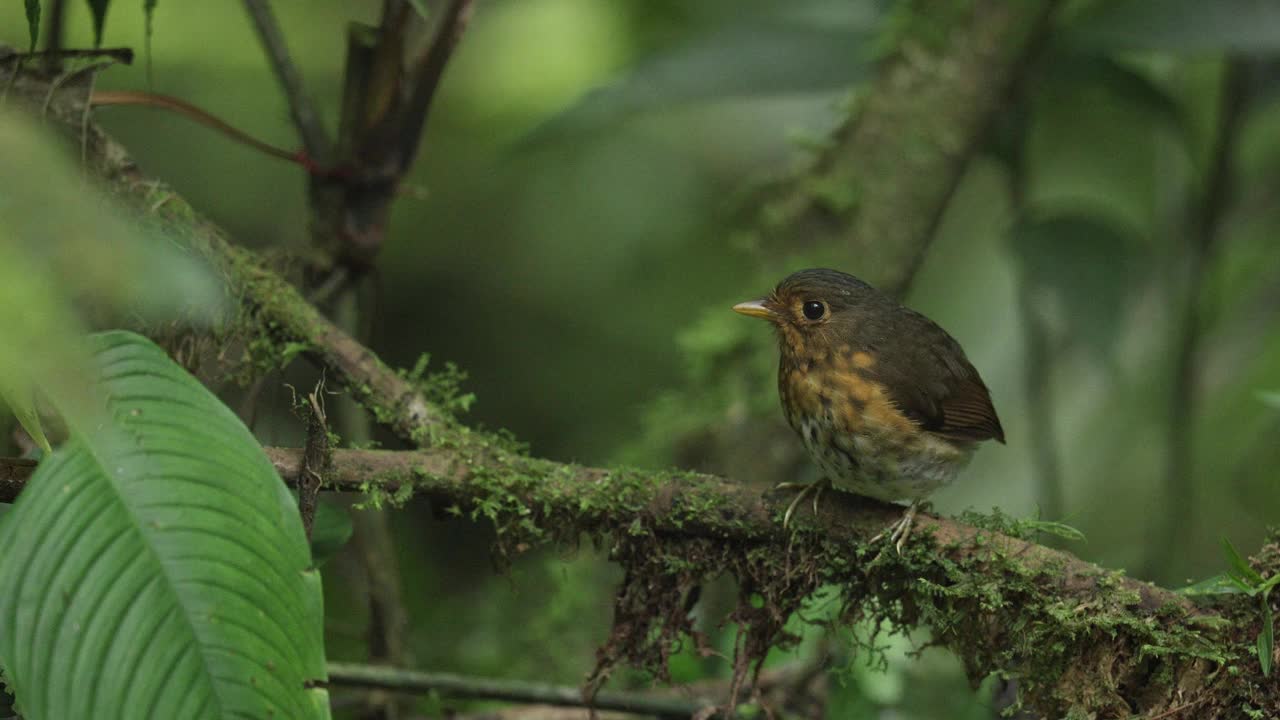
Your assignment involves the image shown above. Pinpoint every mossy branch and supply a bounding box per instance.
[0,446,1271,716]
[4,56,1277,720]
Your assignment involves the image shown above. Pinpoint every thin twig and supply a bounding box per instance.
[241,0,332,161]
[326,662,720,719]
[397,0,474,169]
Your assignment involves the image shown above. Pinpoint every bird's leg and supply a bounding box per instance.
[774,478,832,529]
[869,500,922,554]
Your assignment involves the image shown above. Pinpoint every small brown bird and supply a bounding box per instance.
[734,268,1004,550]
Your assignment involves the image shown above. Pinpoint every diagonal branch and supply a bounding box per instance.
[242,0,332,161]
[396,0,474,170]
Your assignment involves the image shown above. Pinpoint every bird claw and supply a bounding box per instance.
[774,479,831,529]
[869,502,921,554]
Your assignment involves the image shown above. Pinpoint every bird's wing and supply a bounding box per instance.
[864,316,1005,444]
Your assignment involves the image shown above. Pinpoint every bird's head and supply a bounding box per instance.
[733,269,882,355]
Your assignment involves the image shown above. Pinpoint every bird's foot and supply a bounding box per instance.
[774,478,832,529]
[869,501,922,554]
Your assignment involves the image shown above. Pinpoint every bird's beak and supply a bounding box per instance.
[732,298,776,320]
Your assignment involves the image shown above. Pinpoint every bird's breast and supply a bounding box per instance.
[777,355,971,501]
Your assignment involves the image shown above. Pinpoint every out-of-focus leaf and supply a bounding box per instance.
[1069,0,1280,54]
[309,497,354,566]
[0,109,222,322]
[1259,390,1280,410]
[1009,213,1142,357]
[0,109,223,444]
[1022,519,1087,542]
[407,0,428,19]
[1260,598,1274,676]
[1026,52,1190,238]
[522,20,874,145]
[86,0,111,47]
[24,0,40,51]
[1223,537,1264,587]
[0,332,331,719]
[1041,54,1192,151]
[1177,573,1250,596]
[0,386,50,454]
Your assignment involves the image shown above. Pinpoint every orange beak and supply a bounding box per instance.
[732,298,776,320]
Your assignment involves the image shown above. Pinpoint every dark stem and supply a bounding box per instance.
[396,0,474,169]
[1005,101,1066,529]
[241,0,332,161]
[326,662,719,719]
[1152,59,1250,578]
[1018,285,1065,527]
[335,286,411,720]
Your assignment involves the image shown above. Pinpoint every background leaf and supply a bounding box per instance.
[1223,537,1264,587]
[309,497,354,567]
[23,0,39,51]
[0,332,329,720]
[1069,0,1280,53]
[1260,599,1274,677]
[520,2,877,145]
[1009,213,1143,357]
[85,0,110,47]
[1176,573,1250,596]
[0,386,50,454]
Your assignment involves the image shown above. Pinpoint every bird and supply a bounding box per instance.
[733,268,1004,551]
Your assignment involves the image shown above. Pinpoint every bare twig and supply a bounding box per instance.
[242,0,332,161]
[326,662,718,719]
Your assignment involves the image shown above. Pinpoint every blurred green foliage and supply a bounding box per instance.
[4,0,1279,717]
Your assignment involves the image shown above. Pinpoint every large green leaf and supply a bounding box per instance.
[0,332,329,720]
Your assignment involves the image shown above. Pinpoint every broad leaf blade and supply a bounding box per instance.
[0,332,329,719]
[1177,573,1250,596]
[1223,537,1264,586]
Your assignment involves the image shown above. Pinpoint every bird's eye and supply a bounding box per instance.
[802,301,826,321]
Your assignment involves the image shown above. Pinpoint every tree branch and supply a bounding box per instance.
[326,662,716,719]
[242,0,332,160]
[0,444,1262,715]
